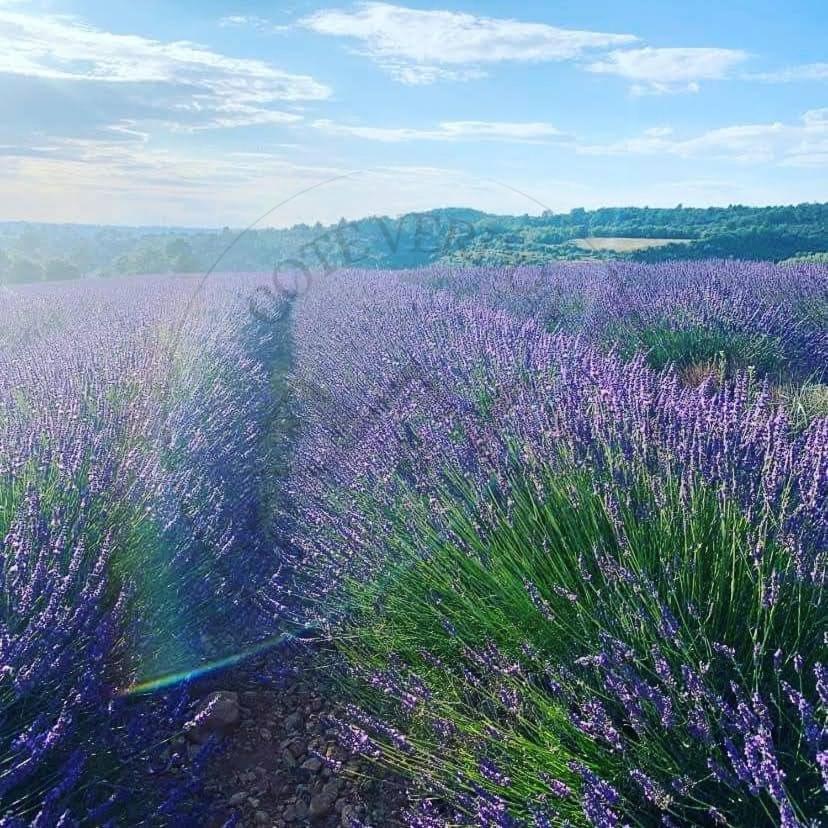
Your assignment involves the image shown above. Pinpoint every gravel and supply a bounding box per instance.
[198,642,408,827]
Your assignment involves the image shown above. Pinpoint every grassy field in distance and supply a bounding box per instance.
[574,236,693,251]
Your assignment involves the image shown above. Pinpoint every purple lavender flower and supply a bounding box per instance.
[479,758,511,787]
[570,763,622,828]
[630,769,672,809]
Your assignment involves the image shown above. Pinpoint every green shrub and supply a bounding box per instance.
[337,464,825,826]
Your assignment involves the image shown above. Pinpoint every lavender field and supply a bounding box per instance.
[2,261,827,826]
[0,275,289,823]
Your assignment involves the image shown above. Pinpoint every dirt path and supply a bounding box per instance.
[193,299,407,827]
[197,642,407,828]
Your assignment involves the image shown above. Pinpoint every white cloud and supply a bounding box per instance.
[219,15,254,27]
[803,108,828,125]
[578,110,828,167]
[4,127,827,227]
[300,2,636,84]
[587,47,749,94]
[629,81,701,96]
[384,63,487,85]
[219,14,290,34]
[0,131,355,225]
[747,63,828,83]
[312,118,566,143]
[0,135,566,226]
[0,8,330,131]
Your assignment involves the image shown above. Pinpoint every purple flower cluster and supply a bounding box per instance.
[568,763,622,828]
[0,275,288,822]
[422,260,828,381]
[284,264,827,827]
[289,268,826,597]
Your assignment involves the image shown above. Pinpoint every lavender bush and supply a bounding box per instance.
[2,257,825,824]
[287,266,827,827]
[414,260,828,382]
[0,275,287,823]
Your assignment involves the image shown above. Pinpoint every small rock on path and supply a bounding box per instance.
[199,643,407,828]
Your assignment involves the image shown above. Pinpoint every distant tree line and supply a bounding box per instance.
[1,202,827,284]
[447,203,828,266]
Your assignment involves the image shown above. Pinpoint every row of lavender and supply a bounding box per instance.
[412,260,828,381]
[287,264,827,826]
[0,275,286,824]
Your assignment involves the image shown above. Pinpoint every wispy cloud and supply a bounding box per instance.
[219,14,290,34]
[312,118,566,142]
[300,2,637,84]
[219,15,266,28]
[578,109,828,167]
[746,63,828,83]
[0,130,353,225]
[0,7,330,131]
[380,64,487,85]
[586,47,749,95]
[0,134,564,226]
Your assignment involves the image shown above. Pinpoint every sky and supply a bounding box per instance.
[1,0,826,227]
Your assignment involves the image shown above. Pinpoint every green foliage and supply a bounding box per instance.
[339,462,824,826]
[44,258,81,281]
[2,201,828,284]
[7,255,45,283]
[781,252,828,264]
[612,321,787,377]
[781,381,828,429]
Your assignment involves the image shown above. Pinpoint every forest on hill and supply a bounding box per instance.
[2,202,828,284]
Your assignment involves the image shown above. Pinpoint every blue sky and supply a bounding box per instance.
[1,0,826,226]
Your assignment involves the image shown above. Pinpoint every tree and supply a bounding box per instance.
[9,256,45,284]
[165,238,199,272]
[18,226,44,257]
[45,259,81,282]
